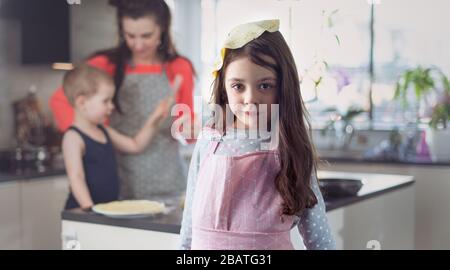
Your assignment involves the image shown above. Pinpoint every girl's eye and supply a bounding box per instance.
[231,84,244,92]
[259,83,274,90]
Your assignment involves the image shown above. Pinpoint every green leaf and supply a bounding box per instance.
[328,17,333,28]
[314,77,323,88]
[441,73,450,93]
[398,70,412,108]
[334,34,341,46]
[342,108,365,122]
[394,82,401,99]
[415,84,421,99]
[320,120,336,136]
[322,107,338,113]
[430,103,449,129]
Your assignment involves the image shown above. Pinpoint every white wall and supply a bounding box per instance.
[0,17,14,148]
[173,0,202,80]
[70,0,116,62]
[0,16,66,149]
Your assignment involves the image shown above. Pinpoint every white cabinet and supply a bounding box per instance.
[0,175,69,250]
[0,181,21,250]
[321,162,450,249]
[62,221,180,250]
[327,185,415,250]
[289,184,415,250]
[20,176,69,250]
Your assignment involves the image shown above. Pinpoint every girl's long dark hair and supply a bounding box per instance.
[211,31,319,216]
[91,0,194,112]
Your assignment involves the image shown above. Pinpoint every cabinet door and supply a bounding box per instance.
[20,176,69,250]
[0,181,21,249]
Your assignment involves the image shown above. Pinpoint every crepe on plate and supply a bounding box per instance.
[92,200,166,215]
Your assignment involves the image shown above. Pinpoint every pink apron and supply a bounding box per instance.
[191,133,294,250]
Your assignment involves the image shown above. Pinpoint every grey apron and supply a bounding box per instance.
[110,69,186,199]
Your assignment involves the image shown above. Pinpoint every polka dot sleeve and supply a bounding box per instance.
[297,174,337,250]
[179,131,210,249]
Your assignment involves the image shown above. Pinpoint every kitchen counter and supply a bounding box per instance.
[0,164,65,183]
[63,195,184,234]
[0,150,66,183]
[318,171,413,211]
[62,171,415,235]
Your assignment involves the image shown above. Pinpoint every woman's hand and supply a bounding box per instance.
[150,96,173,127]
[107,75,184,154]
[150,74,183,126]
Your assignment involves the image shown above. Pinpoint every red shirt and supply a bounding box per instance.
[49,55,195,137]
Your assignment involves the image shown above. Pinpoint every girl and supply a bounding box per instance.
[50,0,195,199]
[179,20,336,250]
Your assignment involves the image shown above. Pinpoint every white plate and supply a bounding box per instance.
[92,200,167,218]
[98,213,157,219]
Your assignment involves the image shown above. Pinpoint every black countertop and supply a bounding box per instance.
[317,171,414,211]
[63,193,185,234]
[62,171,415,234]
[0,149,66,183]
[0,164,65,183]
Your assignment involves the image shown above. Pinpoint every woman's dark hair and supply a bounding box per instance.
[211,31,319,216]
[91,0,194,112]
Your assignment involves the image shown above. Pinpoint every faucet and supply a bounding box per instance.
[341,123,355,150]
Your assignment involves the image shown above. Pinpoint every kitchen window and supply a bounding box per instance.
[199,0,450,128]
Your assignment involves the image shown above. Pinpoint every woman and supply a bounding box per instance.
[50,0,195,198]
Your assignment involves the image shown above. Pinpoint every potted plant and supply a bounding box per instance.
[427,91,450,161]
[320,106,365,150]
[394,66,450,161]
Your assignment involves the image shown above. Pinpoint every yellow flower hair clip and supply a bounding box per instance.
[212,19,280,78]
